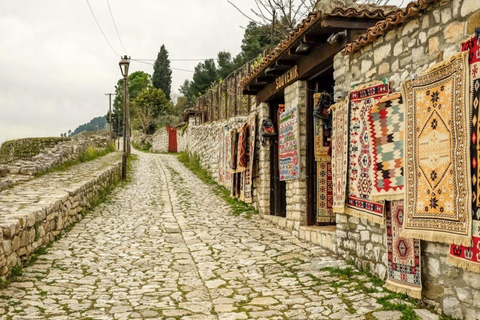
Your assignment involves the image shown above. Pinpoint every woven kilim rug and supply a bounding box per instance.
[331,100,349,213]
[402,51,471,246]
[448,37,480,272]
[244,113,257,203]
[314,93,332,161]
[385,200,422,299]
[317,161,334,224]
[347,83,389,224]
[237,124,248,172]
[223,127,232,189]
[368,93,405,201]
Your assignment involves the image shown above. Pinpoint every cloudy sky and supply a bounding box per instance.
[0,0,404,144]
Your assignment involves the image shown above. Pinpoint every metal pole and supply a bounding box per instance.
[126,78,131,156]
[122,77,128,180]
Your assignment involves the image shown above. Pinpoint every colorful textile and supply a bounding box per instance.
[448,37,480,272]
[347,83,389,224]
[237,124,248,172]
[223,127,232,189]
[402,51,471,246]
[317,161,334,224]
[368,93,405,201]
[279,106,300,181]
[314,93,332,161]
[331,100,349,213]
[385,200,422,299]
[244,113,256,203]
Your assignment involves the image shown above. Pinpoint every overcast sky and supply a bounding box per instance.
[0,0,404,144]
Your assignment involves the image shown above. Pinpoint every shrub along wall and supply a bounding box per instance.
[333,0,480,318]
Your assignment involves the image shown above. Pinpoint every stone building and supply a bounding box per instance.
[185,0,480,318]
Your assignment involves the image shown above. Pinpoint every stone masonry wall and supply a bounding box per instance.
[186,117,247,180]
[0,154,121,279]
[333,0,480,318]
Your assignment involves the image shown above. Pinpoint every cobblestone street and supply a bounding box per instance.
[0,152,426,320]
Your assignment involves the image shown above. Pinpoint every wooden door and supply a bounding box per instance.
[168,127,177,153]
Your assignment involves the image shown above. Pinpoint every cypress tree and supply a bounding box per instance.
[152,45,172,100]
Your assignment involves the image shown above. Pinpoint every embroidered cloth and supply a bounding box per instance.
[402,51,471,246]
[368,93,405,201]
[331,100,349,213]
[237,124,248,172]
[347,83,389,224]
[244,113,256,203]
[317,161,334,224]
[448,37,480,272]
[385,200,422,299]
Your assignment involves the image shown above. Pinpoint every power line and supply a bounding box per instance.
[131,59,194,73]
[85,0,120,57]
[106,0,128,55]
[134,58,208,62]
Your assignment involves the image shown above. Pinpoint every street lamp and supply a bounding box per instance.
[119,55,130,180]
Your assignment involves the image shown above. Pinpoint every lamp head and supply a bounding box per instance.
[119,55,131,78]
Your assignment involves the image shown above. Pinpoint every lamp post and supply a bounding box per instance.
[119,55,130,180]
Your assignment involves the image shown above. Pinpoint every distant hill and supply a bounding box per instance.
[65,115,108,137]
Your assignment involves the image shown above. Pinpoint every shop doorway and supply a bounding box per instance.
[306,69,335,226]
[269,99,287,217]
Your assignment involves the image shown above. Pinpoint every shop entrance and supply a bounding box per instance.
[269,99,287,217]
[306,69,335,226]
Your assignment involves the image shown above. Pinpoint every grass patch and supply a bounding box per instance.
[132,140,152,152]
[177,152,258,219]
[35,142,117,177]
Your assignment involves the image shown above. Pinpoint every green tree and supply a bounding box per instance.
[152,45,172,100]
[131,86,171,134]
[111,71,151,136]
[217,51,236,80]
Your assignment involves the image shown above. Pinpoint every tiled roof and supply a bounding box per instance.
[344,0,438,54]
[240,5,397,89]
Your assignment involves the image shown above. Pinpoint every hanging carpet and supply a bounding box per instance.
[223,126,232,189]
[347,82,389,224]
[402,51,471,246]
[385,200,422,299]
[448,37,480,272]
[331,100,349,213]
[368,93,405,201]
[317,161,334,224]
[244,113,257,203]
[237,125,248,172]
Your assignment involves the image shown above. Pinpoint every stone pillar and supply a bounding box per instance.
[254,102,271,215]
[284,81,308,234]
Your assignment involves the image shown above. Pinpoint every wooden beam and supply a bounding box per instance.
[257,75,275,83]
[255,37,347,105]
[289,46,310,56]
[302,34,325,45]
[243,89,259,95]
[247,84,265,91]
[276,60,297,67]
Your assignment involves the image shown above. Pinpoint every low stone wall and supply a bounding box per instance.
[0,154,121,278]
[0,137,70,164]
[186,117,247,179]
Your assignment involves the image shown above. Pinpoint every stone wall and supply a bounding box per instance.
[0,154,121,279]
[186,117,247,179]
[333,0,480,318]
[135,127,186,153]
[0,133,113,191]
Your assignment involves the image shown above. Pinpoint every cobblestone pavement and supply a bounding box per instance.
[0,152,425,320]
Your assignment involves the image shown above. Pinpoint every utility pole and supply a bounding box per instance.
[119,56,131,180]
[105,93,114,139]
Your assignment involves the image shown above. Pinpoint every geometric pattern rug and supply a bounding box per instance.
[347,82,389,225]
[402,51,472,246]
[385,200,422,299]
[331,100,349,213]
[368,93,405,201]
[316,161,334,224]
[244,112,256,203]
[237,124,248,172]
[449,37,480,272]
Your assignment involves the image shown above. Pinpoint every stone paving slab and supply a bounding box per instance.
[0,152,440,319]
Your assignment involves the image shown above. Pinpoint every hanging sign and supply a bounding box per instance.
[279,106,300,181]
[276,66,299,90]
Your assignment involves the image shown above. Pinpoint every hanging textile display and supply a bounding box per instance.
[347,82,389,225]
[402,51,471,246]
[237,125,248,172]
[385,200,422,299]
[244,113,257,203]
[448,36,480,272]
[317,161,334,224]
[331,100,349,213]
[279,106,300,181]
[223,126,232,189]
[368,93,405,201]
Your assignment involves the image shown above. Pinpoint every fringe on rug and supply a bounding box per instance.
[333,206,346,214]
[384,281,422,300]
[423,51,469,74]
[328,98,349,113]
[400,229,472,247]
[447,255,480,273]
[344,206,385,225]
[371,193,404,202]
